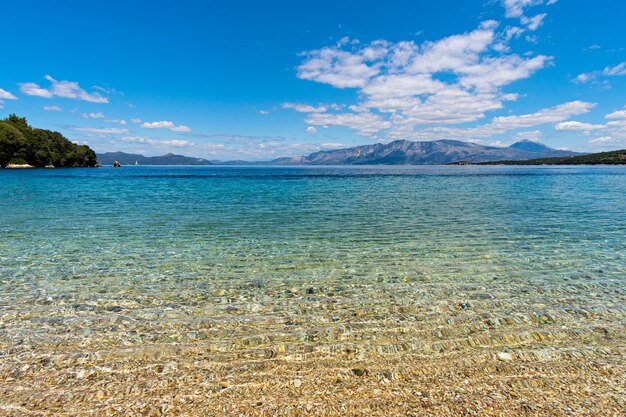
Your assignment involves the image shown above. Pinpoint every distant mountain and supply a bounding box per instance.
[98,140,581,166]
[97,152,213,166]
[267,139,580,165]
[507,139,554,153]
[469,148,626,165]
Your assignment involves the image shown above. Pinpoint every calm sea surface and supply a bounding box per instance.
[0,165,625,414]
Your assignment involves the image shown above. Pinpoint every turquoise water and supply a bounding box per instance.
[1,165,625,356]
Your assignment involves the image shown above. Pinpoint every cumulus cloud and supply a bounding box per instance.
[389,100,595,141]
[43,106,62,111]
[554,121,605,131]
[490,101,595,130]
[297,40,383,88]
[605,108,626,119]
[121,136,194,147]
[602,62,626,76]
[501,0,554,30]
[0,88,17,100]
[283,102,341,112]
[293,21,551,139]
[512,130,542,142]
[305,126,317,133]
[131,118,142,124]
[574,62,626,84]
[141,120,191,132]
[20,75,109,103]
[306,111,393,136]
[82,112,105,119]
[72,127,128,134]
[105,119,127,125]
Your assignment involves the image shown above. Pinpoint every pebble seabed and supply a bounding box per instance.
[0,166,625,415]
[0,273,624,416]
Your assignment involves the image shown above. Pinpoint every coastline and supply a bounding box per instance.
[4,163,35,169]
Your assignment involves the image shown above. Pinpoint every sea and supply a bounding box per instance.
[0,165,624,414]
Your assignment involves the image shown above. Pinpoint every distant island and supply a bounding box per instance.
[451,148,626,165]
[97,151,214,166]
[100,139,582,166]
[266,139,580,165]
[0,114,97,168]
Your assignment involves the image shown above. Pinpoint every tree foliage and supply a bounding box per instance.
[0,114,98,167]
[473,149,626,165]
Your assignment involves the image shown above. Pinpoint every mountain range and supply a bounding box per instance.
[97,139,580,166]
[97,152,213,166]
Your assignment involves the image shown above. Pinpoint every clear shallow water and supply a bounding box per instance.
[0,165,625,414]
[0,166,626,416]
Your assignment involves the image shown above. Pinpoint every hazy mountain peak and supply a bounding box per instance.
[508,140,553,153]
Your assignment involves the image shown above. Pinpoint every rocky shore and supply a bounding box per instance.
[4,163,35,169]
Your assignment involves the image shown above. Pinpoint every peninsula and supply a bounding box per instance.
[0,115,98,168]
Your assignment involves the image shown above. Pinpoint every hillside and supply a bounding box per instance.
[269,139,580,165]
[97,152,213,166]
[0,114,98,168]
[471,149,626,165]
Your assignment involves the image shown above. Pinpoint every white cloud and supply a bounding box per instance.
[254,141,347,157]
[282,102,340,113]
[20,75,109,103]
[0,88,17,100]
[574,62,626,84]
[457,54,550,92]
[306,111,392,136]
[589,136,615,144]
[105,119,127,125]
[19,83,53,98]
[554,121,605,131]
[605,108,626,119]
[170,125,191,132]
[512,130,542,142]
[393,100,595,141]
[43,105,62,111]
[490,101,595,130]
[121,136,194,147]
[259,110,270,115]
[72,127,128,134]
[141,120,191,132]
[131,118,142,123]
[501,1,554,30]
[524,13,546,31]
[602,62,626,76]
[305,126,317,133]
[574,72,594,83]
[294,21,551,139]
[82,112,105,119]
[297,44,382,88]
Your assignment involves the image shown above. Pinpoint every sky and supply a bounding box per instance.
[1,0,626,160]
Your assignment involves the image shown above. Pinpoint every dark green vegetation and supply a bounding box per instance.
[0,114,98,168]
[465,149,626,165]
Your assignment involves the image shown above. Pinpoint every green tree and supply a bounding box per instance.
[0,114,98,168]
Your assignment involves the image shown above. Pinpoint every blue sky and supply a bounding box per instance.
[1,0,625,159]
